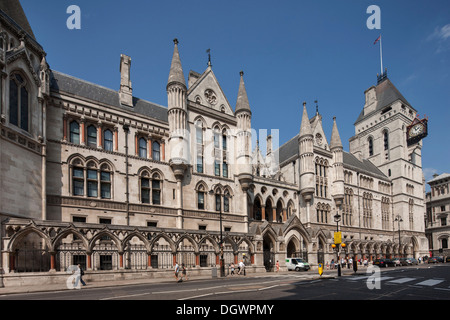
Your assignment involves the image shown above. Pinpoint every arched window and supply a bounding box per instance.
[86,162,98,198]
[70,121,80,144]
[72,164,84,196]
[222,130,228,178]
[140,170,163,205]
[197,185,206,210]
[103,129,113,151]
[195,120,204,173]
[139,137,147,158]
[100,164,112,199]
[152,173,161,205]
[442,238,448,249]
[140,171,150,204]
[368,137,374,156]
[9,73,29,131]
[152,141,161,161]
[223,190,230,213]
[87,125,97,147]
[383,130,389,151]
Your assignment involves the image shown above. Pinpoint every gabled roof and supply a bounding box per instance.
[355,78,414,125]
[50,70,168,123]
[0,0,35,39]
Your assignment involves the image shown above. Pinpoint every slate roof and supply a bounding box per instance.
[427,173,450,184]
[50,70,168,123]
[355,78,415,125]
[276,134,388,180]
[0,0,35,39]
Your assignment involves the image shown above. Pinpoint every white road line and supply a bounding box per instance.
[415,279,444,286]
[387,277,417,284]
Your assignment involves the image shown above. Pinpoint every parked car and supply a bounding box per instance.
[446,256,450,263]
[373,258,396,267]
[399,258,409,266]
[405,258,418,265]
[427,257,439,264]
[285,258,310,271]
[391,258,401,266]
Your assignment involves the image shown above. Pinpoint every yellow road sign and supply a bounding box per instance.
[334,232,342,244]
[318,263,323,276]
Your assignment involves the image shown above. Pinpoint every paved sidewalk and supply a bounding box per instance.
[0,267,368,296]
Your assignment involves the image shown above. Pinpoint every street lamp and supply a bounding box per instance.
[334,212,342,277]
[209,189,231,277]
[394,216,403,258]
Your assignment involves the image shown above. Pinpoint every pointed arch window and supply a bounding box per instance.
[9,73,29,131]
[383,130,389,151]
[103,129,113,151]
[368,137,374,156]
[70,121,80,144]
[152,173,161,205]
[100,164,112,199]
[197,185,206,210]
[139,137,147,158]
[195,120,204,173]
[152,141,161,161]
[87,125,97,147]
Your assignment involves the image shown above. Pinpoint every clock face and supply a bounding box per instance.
[409,123,424,138]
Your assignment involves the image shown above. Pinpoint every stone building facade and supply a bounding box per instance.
[426,173,450,258]
[0,1,429,286]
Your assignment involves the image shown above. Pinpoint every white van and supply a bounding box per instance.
[285,258,310,271]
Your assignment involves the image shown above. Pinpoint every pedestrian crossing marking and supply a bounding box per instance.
[387,277,416,284]
[415,279,444,286]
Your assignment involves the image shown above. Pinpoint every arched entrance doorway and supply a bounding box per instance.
[263,234,275,272]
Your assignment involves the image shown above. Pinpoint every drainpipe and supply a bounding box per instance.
[123,124,130,226]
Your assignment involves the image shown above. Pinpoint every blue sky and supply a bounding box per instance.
[22,0,450,184]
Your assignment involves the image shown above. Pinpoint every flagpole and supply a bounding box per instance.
[379,34,383,75]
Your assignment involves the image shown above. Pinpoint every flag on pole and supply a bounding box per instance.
[374,35,381,45]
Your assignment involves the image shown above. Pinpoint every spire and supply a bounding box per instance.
[299,102,313,137]
[235,71,251,114]
[167,38,186,89]
[330,116,343,149]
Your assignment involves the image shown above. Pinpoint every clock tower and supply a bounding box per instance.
[349,74,429,257]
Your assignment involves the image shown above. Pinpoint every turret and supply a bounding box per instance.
[330,116,344,207]
[235,71,253,190]
[167,39,189,180]
[298,102,315,200]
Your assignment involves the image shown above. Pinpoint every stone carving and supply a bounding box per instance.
[204,89,217,105]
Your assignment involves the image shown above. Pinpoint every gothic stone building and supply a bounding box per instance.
[0,1,429,286]
[426,173,450,258]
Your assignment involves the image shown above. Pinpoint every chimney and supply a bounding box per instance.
[119,54,133,107]
[266,135,272,156]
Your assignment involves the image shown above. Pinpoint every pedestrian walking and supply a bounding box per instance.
[78,264,86,286]
[230,263,235,275]
[180,263,187,281]
[174,261,180,281]
[276,260,280,272]
[238,260,245,275]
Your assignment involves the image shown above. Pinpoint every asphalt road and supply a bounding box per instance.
[1,264,449,301]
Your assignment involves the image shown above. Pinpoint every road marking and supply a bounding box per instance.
[387,277,417,284]
[415,279,444,286]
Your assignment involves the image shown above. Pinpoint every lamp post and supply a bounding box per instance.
[334,212,342,277]
[210,189,231,277]
[395,216,403,258]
